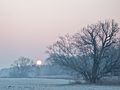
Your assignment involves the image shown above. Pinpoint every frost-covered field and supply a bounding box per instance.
[0,78,120,90]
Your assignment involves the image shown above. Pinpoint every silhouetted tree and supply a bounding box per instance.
[9,57,33,78]
[47,20,120,83]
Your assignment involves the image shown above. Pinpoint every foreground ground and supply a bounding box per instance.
[0,78,120,90]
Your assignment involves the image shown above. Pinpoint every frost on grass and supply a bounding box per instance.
[0,78,120,90]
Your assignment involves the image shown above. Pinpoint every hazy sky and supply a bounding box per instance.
[0,0,120,68]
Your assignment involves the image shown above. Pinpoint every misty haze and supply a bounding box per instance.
[0,0,120,90]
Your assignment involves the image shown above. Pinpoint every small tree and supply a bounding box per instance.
[10,57,33,78]
[47,20,120,83]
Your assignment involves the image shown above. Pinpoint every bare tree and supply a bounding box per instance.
[10,57,33,78]
[47,20,120,83]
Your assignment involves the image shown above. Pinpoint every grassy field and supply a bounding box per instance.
[0,78,120,90]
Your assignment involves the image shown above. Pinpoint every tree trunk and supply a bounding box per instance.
[91,59,99,83]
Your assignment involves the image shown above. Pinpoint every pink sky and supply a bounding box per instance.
[0,0,120,68]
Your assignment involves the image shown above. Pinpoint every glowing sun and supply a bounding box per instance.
[36,60,42,65]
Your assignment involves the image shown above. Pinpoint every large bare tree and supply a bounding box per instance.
[47,20,120,83]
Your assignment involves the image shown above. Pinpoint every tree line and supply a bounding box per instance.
[6,57,66,78]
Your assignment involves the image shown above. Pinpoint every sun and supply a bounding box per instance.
[36,60,42,66]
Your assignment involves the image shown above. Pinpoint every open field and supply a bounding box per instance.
[0,78,120,90]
